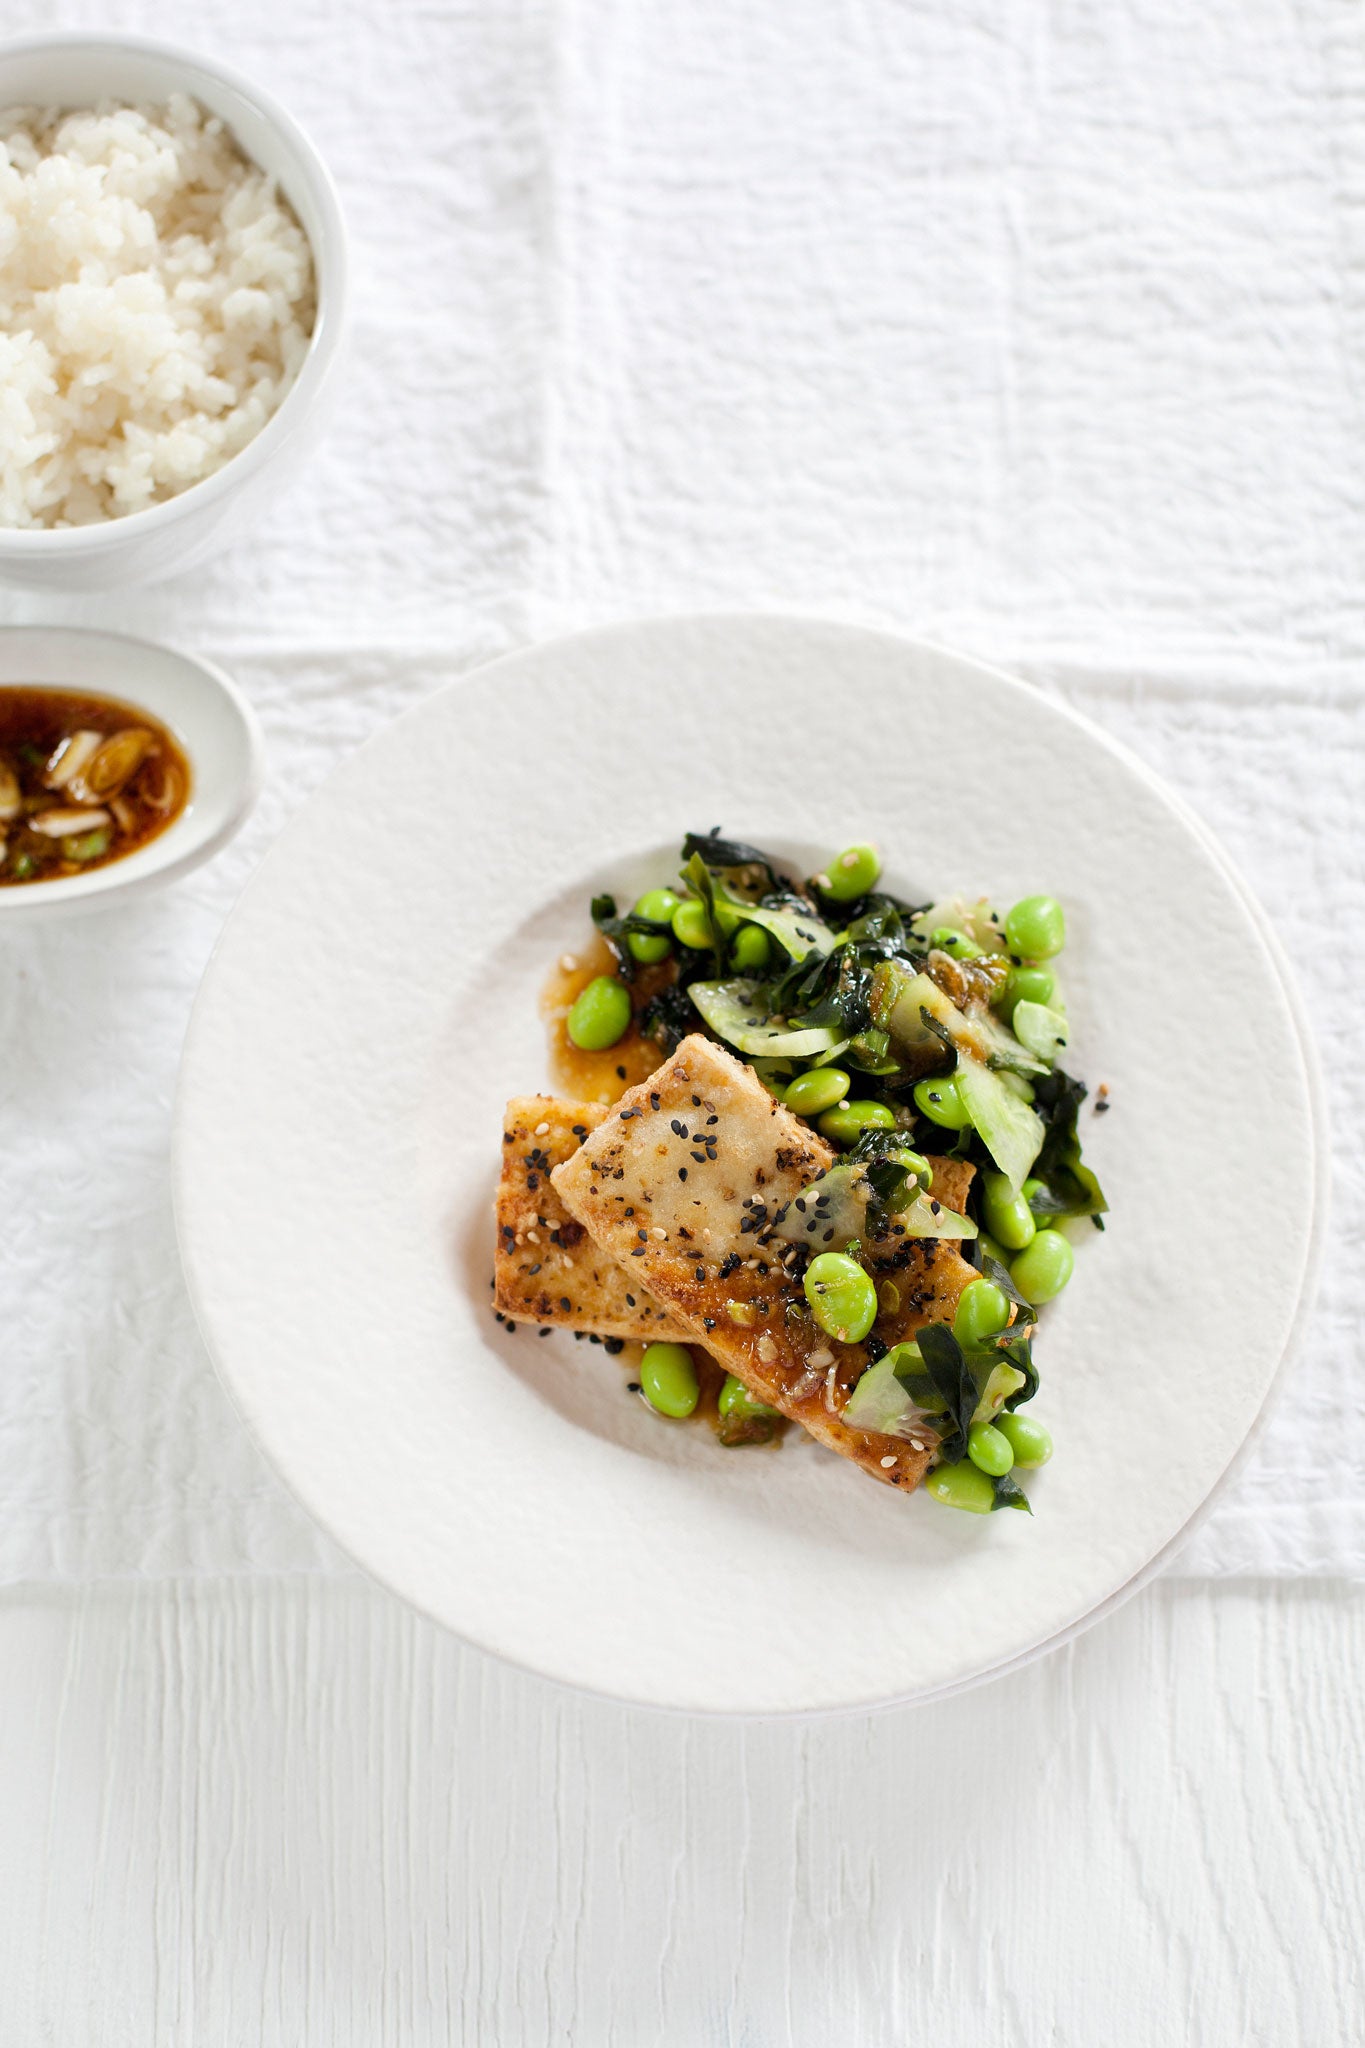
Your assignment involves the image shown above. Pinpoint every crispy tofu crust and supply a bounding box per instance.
[550,1036,978,1493]
[495,1097,693,1340]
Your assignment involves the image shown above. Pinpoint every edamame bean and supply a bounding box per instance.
[981,1170,1038,1252]
[818,843,881,901]
[718,1374,778,1421]
[925,1461,996,1514]
[930,926,983,959]
[804,1252,877,1343]
[974,1229,1012,1273]
[913,1074,972,1129]
[627,929,674,964]
[731,923,771,971]
[782,1066,851,1116]
[633,888,680,925]
[1010,1228,1074,1304]
[952,1277,1010,1346]
[999,964,1055,1016]
[818,1098,897,1146]
[967,1421,1015,1476]
[640,1342,700,1418]
[566,975,632,1051]
[1004,894,1066,961]
[995,1412,1053,1467]
[671,899,714,949]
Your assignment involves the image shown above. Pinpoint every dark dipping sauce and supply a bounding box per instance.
[0,687,191,886]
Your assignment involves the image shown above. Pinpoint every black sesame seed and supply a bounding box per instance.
[538,1327,551,1338]
[603,1337,625,1355]
[626,1382,642,1394]
[560,1296,571,1311]
[678,1168,688,1180]
[625,1293,636,1306]
[616,1065,627,1079]
[527,1262,541,1275]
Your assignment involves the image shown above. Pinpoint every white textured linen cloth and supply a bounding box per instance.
[0,0,1360,1581]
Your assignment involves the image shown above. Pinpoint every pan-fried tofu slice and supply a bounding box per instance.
[551,1036,977,1493]
[495,1098,693,1341]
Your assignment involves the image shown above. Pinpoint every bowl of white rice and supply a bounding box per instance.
[0,34,347,589]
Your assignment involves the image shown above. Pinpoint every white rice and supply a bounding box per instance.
[0,95,316,528]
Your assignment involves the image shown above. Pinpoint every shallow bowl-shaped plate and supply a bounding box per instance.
[173,617,1322,1714]
[0,626,263,918]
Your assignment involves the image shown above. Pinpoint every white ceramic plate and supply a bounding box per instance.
[173,617,1323,1715]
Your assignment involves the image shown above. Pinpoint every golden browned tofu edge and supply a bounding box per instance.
[549,1036,973,1494]
[494,1096,693,1341]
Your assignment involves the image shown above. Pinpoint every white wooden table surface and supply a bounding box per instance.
[2,1577,1362,2044]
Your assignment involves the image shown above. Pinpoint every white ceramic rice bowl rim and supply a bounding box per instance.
[0,31,349,558]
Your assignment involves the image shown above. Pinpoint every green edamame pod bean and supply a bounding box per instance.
[925,1462,996,1514]
[930,926,983,959]
[782,1067,851,1116]
[671,899,714,949]
[1010,1228,1074,1304]
[640,1342,700,1418]
[952,1278,1011,1346]
[803,1252,877,1343]
[981,1170,1038,1252]
[974,1229,1012,1273]
[718,1374,778,1421]
[998,964,1056,1017]
[818,843,881,901]
[566,975,632,1051]
[913,1074,973,1130]
[818,1098,897,1146]
[633,888,680,925]
[1004,895,1066,961]
[627,929,674,964]
[995,1412,1053,1467]
[731,924,770,971]
[967,1420,1015,1476]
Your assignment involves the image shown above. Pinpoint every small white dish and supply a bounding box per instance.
[172,616,1325,1715]
[0,33,348,591]
[0,626,263,917]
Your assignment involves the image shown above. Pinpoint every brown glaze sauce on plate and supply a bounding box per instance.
[0,687,191,887]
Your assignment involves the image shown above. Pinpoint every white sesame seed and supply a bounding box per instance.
[559,954,577,972]
[880,1455,897,1468]
[840,850,858,869]
[757,1334,777,1364]
[808,1346,834,1369]
[526,1230,540,1244]
[702,1228,712,1241]
[534,1121,550,1137]
[652,1227,667,1240]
